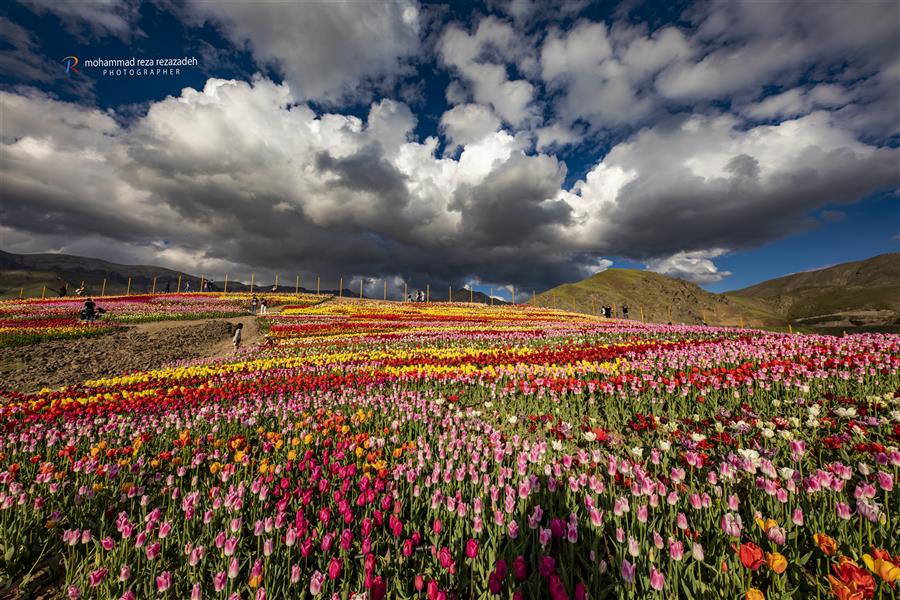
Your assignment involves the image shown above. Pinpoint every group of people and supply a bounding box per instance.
[406,290,428,302]
[249,295,269,315]
[57,278,86,297]
[598,303,629,319]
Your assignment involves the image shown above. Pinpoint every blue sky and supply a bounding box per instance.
[1,0,898,296]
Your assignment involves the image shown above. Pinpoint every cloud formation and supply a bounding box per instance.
[2,0,899,291]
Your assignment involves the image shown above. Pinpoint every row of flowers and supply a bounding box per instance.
[0,297,897,599]
[0,293,324,347]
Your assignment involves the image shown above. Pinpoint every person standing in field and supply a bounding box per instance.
[250,296,259,315]
[622,305,629,319]
[164,282,171,293]
[260,298,268,315]
[232,323,243,351]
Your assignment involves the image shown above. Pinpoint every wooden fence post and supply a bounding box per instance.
[449,285,452,302]
[200,275,205,293]
[359,279,363,299]
[102,278,108,297]
[41,285,46,299]
[470,287,473,304]
[295,275,300,295]
[126,277,131,296]
[19,288,24,298]
[339,277,343,298]
[426,284,430,302]
[640,306,644,322]
[317,276,321,296]
[151,276,157,294]
[404,282,408,301]
[489,288,493,306]
[224,274,229,293]
[512,287,515,305]
[739,316,744,328]
[274,274,278,291]
[383,280,387,301]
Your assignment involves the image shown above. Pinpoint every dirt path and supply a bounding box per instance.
[0,312,273,394]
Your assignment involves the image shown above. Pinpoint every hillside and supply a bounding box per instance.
[726,253,900,332]
[533,268,784,328]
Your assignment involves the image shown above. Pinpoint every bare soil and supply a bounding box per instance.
[0,315,262,393]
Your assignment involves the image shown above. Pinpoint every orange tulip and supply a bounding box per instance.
[829,557,876,600]
[814,532,838,556]
[863,552,900,585]
[767,552,788,574]
[746,588,765,600]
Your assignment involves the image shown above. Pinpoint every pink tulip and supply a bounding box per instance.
[89,568,107,587]
[465,538,479,559]
[214,571,227,592]
[156,571,171,592]
[328,557,342,580]
[649,565,665,591]
[309,571,324,596]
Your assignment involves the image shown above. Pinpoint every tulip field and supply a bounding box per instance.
[0,293,321,347]
[0,297,898,600]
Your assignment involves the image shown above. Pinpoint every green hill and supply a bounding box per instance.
[726,253,900,332]
[533,268,783,327]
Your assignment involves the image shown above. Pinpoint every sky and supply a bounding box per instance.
[1,0,898,299]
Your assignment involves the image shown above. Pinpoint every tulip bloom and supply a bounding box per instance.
[738,542,765,571]
[766,552,788,574]
[309,570,324,595]
[649,565,665,591]
[814,533,838,556]
[328,558,342,580]
[465,538,478,559]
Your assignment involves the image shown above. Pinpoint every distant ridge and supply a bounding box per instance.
[0,250,350,297]
[0,250,499,303]
[726,253,900,332]
[534,253,900,332]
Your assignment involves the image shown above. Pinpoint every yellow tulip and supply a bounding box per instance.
[863,554,900,584]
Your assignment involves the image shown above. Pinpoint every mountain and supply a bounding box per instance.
[726,253,900,332]
[533,253,900,332]
[0,250,351,298]
[533,268,783,327]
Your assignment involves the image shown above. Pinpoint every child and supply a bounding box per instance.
[232,323,243,351]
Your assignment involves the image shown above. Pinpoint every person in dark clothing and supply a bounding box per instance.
[83,298,97,324]
[59,283,67,297]
[622,305,629,319]
[165,282,171,293]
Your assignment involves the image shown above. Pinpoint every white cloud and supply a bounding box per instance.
[439,103,502,151]
[566,111,900,256]
[439,17,539,127]
[645,249,732,284]
[185,0,421,104]
[19,0,139,39]
[741,84,853,120]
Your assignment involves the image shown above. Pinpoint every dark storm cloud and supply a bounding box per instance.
[3,0,900,288]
